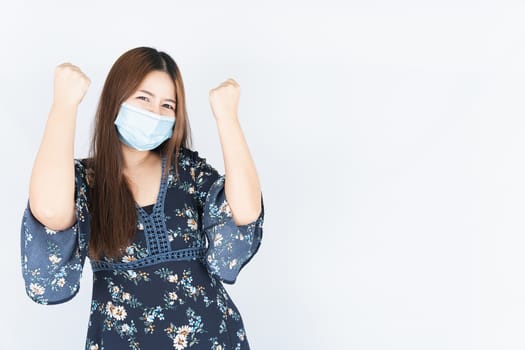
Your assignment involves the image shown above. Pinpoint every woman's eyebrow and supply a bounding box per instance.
[138,89,176,104]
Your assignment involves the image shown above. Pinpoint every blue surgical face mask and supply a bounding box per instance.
[114,102,175,151]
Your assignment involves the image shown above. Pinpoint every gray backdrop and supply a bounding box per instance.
[1,0,522,349]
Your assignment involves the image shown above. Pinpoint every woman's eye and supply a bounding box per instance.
[136,96,174,111]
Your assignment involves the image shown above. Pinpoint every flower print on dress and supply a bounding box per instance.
[141,305,165,334]
[164,307,205,349]
[20,159,89,305]
[20,147,264,348]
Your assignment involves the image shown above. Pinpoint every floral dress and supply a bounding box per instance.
[19,146,265,350]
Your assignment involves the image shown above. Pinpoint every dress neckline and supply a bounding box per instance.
[135,152,168,219]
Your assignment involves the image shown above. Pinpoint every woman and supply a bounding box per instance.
[20,46,264,350]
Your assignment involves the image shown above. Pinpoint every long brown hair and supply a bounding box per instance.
[85,46,193,261]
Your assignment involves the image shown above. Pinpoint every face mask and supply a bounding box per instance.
[114,102,175,151]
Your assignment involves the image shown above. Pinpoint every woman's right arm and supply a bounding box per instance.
[28,63,90,231]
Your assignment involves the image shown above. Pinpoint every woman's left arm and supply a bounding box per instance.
[209,78,262,226]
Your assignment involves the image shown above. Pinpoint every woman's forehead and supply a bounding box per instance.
[135,71,175,98]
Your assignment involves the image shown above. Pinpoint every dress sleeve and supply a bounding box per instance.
[20,159,90,305]
[190,149,265,284]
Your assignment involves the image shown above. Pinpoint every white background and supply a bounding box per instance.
[0,0,523,349]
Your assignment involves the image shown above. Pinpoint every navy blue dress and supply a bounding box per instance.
[19,146,265,350]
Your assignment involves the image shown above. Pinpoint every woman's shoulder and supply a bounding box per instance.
[72,158,88,175]
[74,157,93,168]
[73,157,94,187]
[176,145,204,165]
[177,144,195,157]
